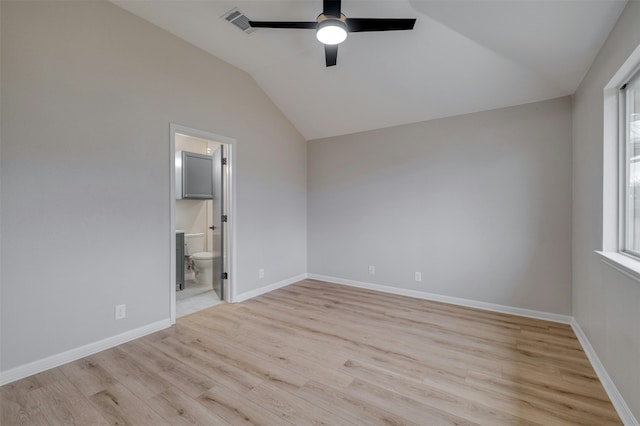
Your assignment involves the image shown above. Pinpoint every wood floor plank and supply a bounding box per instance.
[167,323,309,391]
[465,370,621,425]
[26,379,110,425]
[147,388,232,425]
[88,383,168,426]
[341,358,538,425]
[0,370,68,425]
[153,335,263,394]
[59,355,118,397]
[0,279,622,425]
[0,401,50,426]
[248,293,501,380]
[245,381,356,425]
[295,379,421,426]
[116,339,216,399]
[260,291,514,367]
[183,312,355,388]
[0,388,51,426]
[92,347,173,401]
[345,378,474,425]
[421,368,587,425]
[197,383,295,425]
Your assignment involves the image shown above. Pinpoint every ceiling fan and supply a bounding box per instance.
[248,0,416,67]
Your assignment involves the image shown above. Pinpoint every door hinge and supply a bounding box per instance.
[222,158,227,165]
[221,215,228,222]
[222,272,228,280]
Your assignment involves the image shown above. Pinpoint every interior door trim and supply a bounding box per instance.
[169,123,236,325]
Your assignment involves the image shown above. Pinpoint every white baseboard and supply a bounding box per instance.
[570,320,639,426]
[0,318,171,386]
[233,273,308,303]
[307,274,573,324]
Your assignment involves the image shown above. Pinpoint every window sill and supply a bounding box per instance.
[596,250,640,283]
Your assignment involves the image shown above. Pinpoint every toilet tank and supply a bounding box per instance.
[184,233,205,255]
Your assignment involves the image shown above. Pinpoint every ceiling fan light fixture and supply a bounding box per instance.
[248,5,416,67]
[316,16,347,45]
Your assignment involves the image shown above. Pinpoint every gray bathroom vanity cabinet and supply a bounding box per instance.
[175,150,213,199]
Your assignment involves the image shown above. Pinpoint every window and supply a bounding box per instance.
[621,69,640,257]
[597,45,640,280]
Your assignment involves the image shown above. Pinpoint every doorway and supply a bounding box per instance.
[169,124,235,323]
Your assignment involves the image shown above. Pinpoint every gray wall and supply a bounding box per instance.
[0,1,306,372]
[572,0,640,419]
[308,97,572,314]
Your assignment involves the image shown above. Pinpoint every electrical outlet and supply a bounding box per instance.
[258,268,265,279]
[368,265,375,275]
[115,304,126,320]
[415,272,422,282]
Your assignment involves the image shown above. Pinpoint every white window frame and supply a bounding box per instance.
[597,44,640,282]
[619,68,640,259]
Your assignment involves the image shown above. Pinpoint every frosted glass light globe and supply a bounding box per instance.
[316,20,347,45]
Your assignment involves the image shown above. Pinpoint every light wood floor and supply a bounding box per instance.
[1,280,621,425]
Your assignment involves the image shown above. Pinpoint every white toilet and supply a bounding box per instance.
[184,233,214,286]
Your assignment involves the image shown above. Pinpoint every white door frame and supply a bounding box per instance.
[169,123,236,325]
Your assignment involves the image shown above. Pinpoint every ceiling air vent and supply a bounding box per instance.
[223,8,255,34]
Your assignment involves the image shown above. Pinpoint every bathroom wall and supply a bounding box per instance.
[1,0,307,375]
[175,200,207,236]
[175,133,214,155]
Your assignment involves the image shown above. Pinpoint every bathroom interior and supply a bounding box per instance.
[175,132,225,318]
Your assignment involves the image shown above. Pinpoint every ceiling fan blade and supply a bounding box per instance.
[347,18,416,32]
[325,44,338,67]
[248,21,317,29]
[323,0,342,17]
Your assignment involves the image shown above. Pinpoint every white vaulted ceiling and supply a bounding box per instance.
[113,0,627,140]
